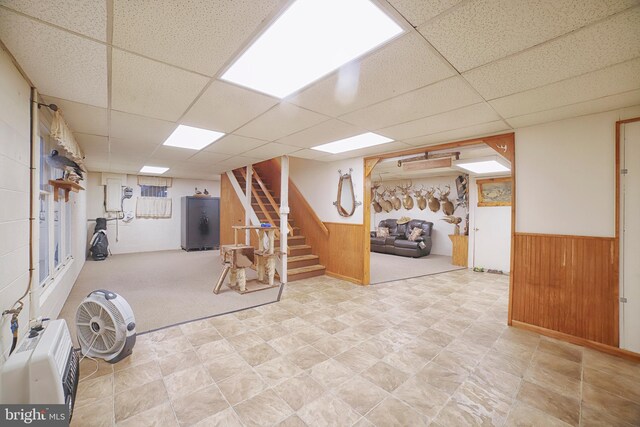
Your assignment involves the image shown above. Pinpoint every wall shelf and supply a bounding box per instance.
[48,179,84,202]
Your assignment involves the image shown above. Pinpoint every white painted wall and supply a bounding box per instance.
[0,46,31,365]
[86,172,220,254]
[467,176,512,272]
[371,176,465,256]
[289,157,364,224]
[515,111,620,237]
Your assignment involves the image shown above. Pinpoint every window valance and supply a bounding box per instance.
[136,197,172,218]
[50,111,86,170]
[137,176,173,187]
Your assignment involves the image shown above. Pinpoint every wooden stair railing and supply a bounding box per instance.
[238,168,280,237]
[241,166,293,236]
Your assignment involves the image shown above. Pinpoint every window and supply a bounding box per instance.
[38,126,73,287]
[139,185,168,197]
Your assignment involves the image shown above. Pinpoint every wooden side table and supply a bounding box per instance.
[449,235,468,267]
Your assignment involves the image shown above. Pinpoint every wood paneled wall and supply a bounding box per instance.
[220,173,244,246]
[511,233,618,346]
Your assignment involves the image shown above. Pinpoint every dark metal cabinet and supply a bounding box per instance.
[181,196,220,251]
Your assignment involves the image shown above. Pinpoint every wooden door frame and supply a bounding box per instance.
[362,132,516,324]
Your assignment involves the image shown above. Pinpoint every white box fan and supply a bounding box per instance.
[75,290,136,363]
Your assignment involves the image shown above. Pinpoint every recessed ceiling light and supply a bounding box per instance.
[221,0,404,98]
[163,125,225,150]
[453,155,511,174]
[311,132,394,154]
[140,166,169,174]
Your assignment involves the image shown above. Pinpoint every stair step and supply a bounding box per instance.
[275,235,305,246]
[288,254,320,269]
[289,245,312,256]
[286,264,326,281]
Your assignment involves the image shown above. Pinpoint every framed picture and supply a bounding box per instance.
[477,177,512,207]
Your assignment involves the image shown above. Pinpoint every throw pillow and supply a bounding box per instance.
[408,227,423,241]
[376,227,390,238]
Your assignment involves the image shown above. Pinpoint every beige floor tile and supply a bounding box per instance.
[334,375,388,416]
[469,364,522,403]
[71,396,113,427]
[416,362,468,394]
[79,357,113,381]
[113,342,157,372]
[435,381,511,427]
[505,402,573,427]
[480,347,532,378]
[234,389,293,427]
[334,347,379,373]
[185,327,224,347]
[273,373,325,410]
[393,375,449,418]
[253,355,304,386]
[537,337,583,363]
[401,336,444,360]
[516,380,580,426]
[312,335,352,357]
[308,359,354,389]
[254,324,289,341]
[217,369,267,405]
[196,339,236,361]
[153,335,192,359]
[286,345,328,370]
[365,396,429,427]
[268,334,308,355]
[316,318,350,335]
[158,348,202,377]
[114,379,169,423]
[298,393,361,427]
[204,352,251,382]
[238,342,281,367]
[420,328,456,347]
[114,360,162,394]
[294,326,332,344]
[116,401,177,427]
[432,348,480,375]
[583,348,640,380]
[529,351,582,381]
[147,327,183,343]
[226,331,264,351]
[171,385,229,426]
[76,373,113,409]
[583,366,640,404]
[354,337,394,359]
[275,415,307,427]
[523,364,581,399]
[361,361,409,392]
[163,364,213,401]
[382,349,429,375]
[581,383,640,426]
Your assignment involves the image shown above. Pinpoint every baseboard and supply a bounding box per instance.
[511,320,640,363]
[325,271,364,286]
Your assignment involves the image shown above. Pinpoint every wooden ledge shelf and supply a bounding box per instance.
[49,179,84,202]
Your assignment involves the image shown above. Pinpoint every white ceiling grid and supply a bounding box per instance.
[0,0,638,180]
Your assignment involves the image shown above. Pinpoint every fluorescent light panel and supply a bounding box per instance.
[311,132,393,154]
[221,0,404,98]
[163,125,225,150]
[140,166,169,174]
[454,155,511,174]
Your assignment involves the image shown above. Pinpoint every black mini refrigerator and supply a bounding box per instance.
[181,196,220,251]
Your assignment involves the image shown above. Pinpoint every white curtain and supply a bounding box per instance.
[137,176,173,187]
[50,111,86,170]
[136,197,172,218]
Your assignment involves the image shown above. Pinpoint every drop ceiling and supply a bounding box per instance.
[0,0,638,180]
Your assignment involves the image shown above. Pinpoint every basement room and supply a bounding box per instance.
[0,1,639,426]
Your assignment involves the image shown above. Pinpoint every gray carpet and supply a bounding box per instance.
[59,250,281,337]
[370,252,465,284]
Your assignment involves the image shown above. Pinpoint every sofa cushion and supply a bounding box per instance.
[394,239,419,249]
[408,227,423,241]
[371,236,387,246]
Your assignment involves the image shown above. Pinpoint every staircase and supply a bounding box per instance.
[232,168,326,282]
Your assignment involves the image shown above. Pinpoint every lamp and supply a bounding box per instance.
[453,155,510,174]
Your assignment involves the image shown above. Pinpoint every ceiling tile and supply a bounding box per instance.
[289,149,332,160]
[378,103,502,140]
[108,137,158,157]
[340,76,483,130]
[317,141,412,161]
[462,7,640,99]
[112,0,282,75]
[181,81,278,133]
[506,89,640,128]
[0,0,107,41]
[490,58,640,118]
[168,161,224,176]
[288,32,455,116]
[74,133,108,158]
[186,151,231,164]
[43,96,108,136]
[234,103,329,141]
[419,0,636,72]
[0,9,108,107]
[402,120,512,146]
[111,49,209,121]
[108,154,147,174]
[110,111,176,145]
[241,142,302,160]
[204,134,268,155]
[215,156,264,172]
[148,146,198,162]
[83,158,109,172]
[386,0,463,27]
[276,119,366,149]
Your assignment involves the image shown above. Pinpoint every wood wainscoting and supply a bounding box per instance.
[511,232,618,347]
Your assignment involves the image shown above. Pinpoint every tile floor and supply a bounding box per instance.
[71,270,640,426]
